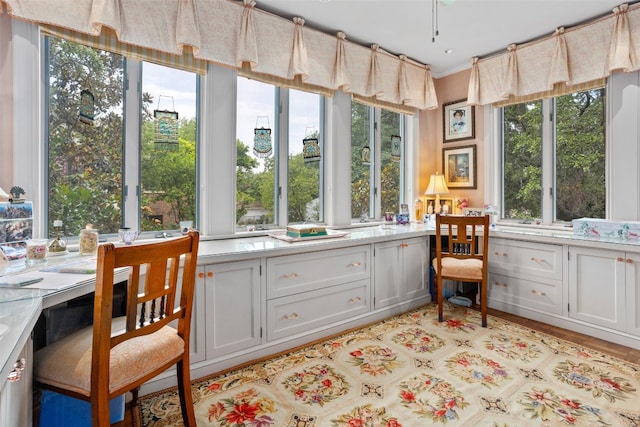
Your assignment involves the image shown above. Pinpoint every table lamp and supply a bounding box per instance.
[424,172,449,214]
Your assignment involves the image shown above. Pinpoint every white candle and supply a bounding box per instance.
[53,220,63,227]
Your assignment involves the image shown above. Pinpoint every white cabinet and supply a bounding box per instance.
[373,237,428,309]
[266,246,371,341]
[488,238,563,315]
[0,338,32,427]
[567,246,636,334]
[202,259,262,358]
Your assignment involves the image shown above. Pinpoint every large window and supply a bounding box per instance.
[235,76,324,230]
[46,37,198,237]
[501,88,605,224]
[351,102,404,220]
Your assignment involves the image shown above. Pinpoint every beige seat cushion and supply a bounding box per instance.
[34,317,184,396]
[432,257,483,281]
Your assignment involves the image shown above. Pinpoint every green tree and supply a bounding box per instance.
[236,139,259,222]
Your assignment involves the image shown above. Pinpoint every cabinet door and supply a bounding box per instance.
[0,338,32,427]
[204,260,261,358]
[568,247,625,330]
[625,252,640,336]
[373,241,403,309]
[403,237,428,301]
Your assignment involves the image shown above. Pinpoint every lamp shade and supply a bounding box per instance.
[424,173,449,195]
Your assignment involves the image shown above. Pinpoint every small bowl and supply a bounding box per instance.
[118,228,138,245]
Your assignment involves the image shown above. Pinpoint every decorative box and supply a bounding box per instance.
[286,224,327,238]
[572,218,640,241]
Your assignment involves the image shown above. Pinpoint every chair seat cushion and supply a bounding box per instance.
[34,317,184,396]
[433,257,483,281]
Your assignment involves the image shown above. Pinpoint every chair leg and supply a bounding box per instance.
[480,280,487,327]
[436,275,444,322]
[176,359,197,426]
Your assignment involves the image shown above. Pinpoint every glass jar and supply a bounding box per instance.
[26,239,48,265]
[79,229,99,255]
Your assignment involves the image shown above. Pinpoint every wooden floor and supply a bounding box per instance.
[116,305,640,426]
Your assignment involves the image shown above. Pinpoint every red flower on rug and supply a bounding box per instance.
[347,345,404,376]
[553,360,637,402]
[390,327,445,353]
[445,351,511,388]
[330,404,402,426]
[484,332,543,362]
[398,373,468,422]
[206,387,276,426]
[281,363,350,406]
[519,387,608,424]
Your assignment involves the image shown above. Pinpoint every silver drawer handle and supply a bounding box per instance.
[349,296,361,303]
[7,358,26,382]
[283,273,299,279]
[283,313,299,320]
[348,262,361,267]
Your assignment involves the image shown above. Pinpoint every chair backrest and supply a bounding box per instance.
[91,230,199,390]
[435,214,490,271]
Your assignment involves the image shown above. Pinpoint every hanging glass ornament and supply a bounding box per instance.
[79,89,95,125]
[391,134,402,161]
[154,95,179,150]
[361,145,371,165]
[253,116,272,158]
[302,126,320,163]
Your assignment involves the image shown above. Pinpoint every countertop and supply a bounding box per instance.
[4,221,640,389]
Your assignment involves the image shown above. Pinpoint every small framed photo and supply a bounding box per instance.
[443,144,477,189]
[425,197,454,215]
[462,207,485,217]
[443,99,475,142]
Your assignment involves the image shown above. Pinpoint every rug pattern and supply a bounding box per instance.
[139,304,640,426]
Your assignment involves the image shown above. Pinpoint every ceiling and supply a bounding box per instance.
[256,0,626,77]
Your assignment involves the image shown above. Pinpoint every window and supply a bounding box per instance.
[235,76,324,230]
[501,88,606,224]
[46,37,198,237]
[351,102,404,220]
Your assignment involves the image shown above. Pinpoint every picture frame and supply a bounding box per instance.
[443,99,475,142]
[443,144,477,189]
[462,207,485,217]
[425,197,454,215]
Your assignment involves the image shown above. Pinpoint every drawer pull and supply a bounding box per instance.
[198,272,205,278]
[493,281,507,287]
[7,358,26,383]
[348,262,362,267]
[530,290,547,297]
[349,296,362,303]
[617,257,624,262]
[283,313,299,320]
[207,271,214,278]
[400,243,408,248]
[494,252,507,257]
[283,273,299,279]
[627,258,633,264]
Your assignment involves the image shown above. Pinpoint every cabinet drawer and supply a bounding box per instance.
[267,279,370,341]
[488,271,562,315]
[489,239,562,281]
[267,246,370,299]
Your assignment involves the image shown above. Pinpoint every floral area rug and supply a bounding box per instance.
[139,303,640,426]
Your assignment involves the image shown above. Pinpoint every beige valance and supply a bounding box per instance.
[2,0,438,112]
[468,2,640,106]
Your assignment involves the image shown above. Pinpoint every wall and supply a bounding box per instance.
[419,69,486,211]
[0,14,13,190]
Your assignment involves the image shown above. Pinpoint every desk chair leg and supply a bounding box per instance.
[436,275,444,323]
[481,280,487,327]
[177,359,197,426]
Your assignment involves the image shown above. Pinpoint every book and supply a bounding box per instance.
[286,224,327,238]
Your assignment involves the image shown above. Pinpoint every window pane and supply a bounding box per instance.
[351,102,372,219]
[380,109,402,214]
[47,37,124,235]
[555,89,606,222]
[236,77,276,230]
[288,89,322,223]
[140,62,197,232]
[502,101,542,220]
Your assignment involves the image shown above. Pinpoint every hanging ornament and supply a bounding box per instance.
[154,95,179,150]
[79,89,95,125]
[361,145,371,165]
[302,126,320,163]
[253,116,273,158]
[391,134,402,162]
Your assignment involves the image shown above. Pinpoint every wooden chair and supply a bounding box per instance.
[34,230,200,426]
[433,214,490,327]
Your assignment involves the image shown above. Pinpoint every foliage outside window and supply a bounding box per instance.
[501,88,605,223]
[351,102,403,220]
[46,37,198,237]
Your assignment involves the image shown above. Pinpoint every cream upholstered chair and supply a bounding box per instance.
[34,230,200,426]
[433,214,490,327]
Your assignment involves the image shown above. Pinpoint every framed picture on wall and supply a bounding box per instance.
[443,144,477,189]
[443,99,475,142]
